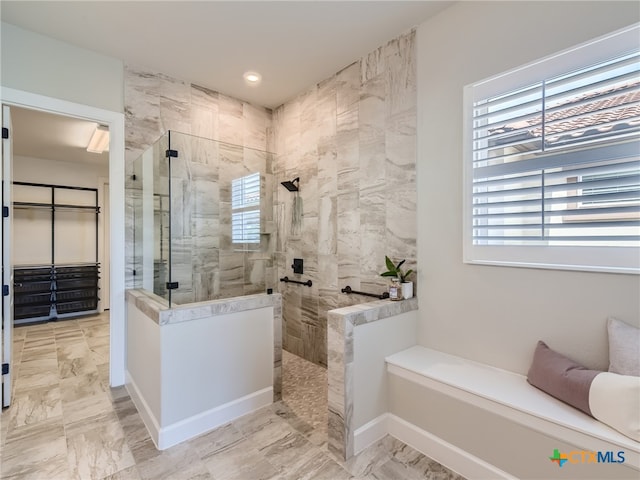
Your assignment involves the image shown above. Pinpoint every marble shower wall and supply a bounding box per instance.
[273,30,417,367]
[124,66,275,303]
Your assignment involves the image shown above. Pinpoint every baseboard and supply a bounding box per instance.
[157,387,273,450]
[386,414,517,480]
[354,414,390,455]
[125,371,162,449]
[125,372,273,451]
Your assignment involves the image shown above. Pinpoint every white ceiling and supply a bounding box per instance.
[1,0,454,165]
[9,107,109,166]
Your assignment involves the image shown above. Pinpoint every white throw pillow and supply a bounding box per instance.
[589,372,640,442]
[607,317,640,377]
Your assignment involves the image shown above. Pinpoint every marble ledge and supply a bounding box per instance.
[327,297,418,327]
[126,289,282,326]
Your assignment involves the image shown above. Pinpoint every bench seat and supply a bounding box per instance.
[385,345,639,467]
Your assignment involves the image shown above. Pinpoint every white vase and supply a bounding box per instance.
[402,281,413,299]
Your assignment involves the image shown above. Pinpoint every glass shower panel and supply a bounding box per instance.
[131,152,143,290]
[165,131,275,305]
[130,132,171,301]
[154,133,171,302]
[219,144,275,299]
[174,132,221,305]
[131,130,275,307]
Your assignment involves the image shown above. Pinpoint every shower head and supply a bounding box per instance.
[280,177,300,192]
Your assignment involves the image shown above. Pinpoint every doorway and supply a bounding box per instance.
[1,88,125,407]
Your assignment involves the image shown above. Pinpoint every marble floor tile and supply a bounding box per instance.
[57,342,92,361]
[201,437,279,480]
[1,417,70,480]
[54,330,86,344]
[103,464,143,480]
[60,370,107,402]
[11,326,28,340]
[6,383,62,430]
[86,333,110,349]
[128,437,163,466]
[65,412,136,480]
[10,338,24,364]
[58,353,98,379]
[1,315,466,480]
[0,410,9,449]
[61,391,115,427]
[281,450,352,480]
[339,435,395,477]
[112,399,158,465]
[257,427,319,472]
[190,422,244,460]
[22,334,55,347]
[51,318,80,329]
[136,442,211,480]
[13,358,59,391]
[96,362,111,384]
[81,324,110,339]
[21,342,57,358]
[89,344,110,366]
[109,385,131,403]
[22,324,54,336]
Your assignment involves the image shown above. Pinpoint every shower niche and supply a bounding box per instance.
[131,130,277,306]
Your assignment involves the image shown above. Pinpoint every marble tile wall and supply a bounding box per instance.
[327,297,419,459]
[124,29,417,365]
[273,29,417,367]
[124,66,275,303]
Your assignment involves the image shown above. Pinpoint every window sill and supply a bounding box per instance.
[463,258,640,275]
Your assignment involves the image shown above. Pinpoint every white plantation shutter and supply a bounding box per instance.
[231,172,260,244]
[464,24,640,273]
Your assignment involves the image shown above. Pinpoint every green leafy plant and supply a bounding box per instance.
[380,256,414,283]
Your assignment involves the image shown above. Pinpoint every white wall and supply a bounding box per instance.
[13,155,109,187]
[1,22,124,113]
[353,310,417,430]
[1,23,126,383]
[12,155,110,289]
[125,291,275,450]
[126,299,162,427]
[161,307,274,425]
[416,1,640,374]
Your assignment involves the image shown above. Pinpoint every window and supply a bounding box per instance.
[463,24,640,274]
[231,172,260,244]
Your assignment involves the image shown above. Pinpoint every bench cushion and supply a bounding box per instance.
[526,340,600,416]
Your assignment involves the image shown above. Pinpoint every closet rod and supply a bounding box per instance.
[13,201,100,212]
[13,181,99,192]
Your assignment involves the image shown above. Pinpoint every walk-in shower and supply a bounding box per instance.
[130,130,276,306]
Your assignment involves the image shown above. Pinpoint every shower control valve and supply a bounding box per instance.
[291,258,304,274]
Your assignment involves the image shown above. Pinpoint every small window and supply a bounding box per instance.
[231,172,260,244]
[463,24,639,273]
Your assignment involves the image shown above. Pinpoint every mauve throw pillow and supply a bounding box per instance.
[608,317,640,377]
[527,341,601,416]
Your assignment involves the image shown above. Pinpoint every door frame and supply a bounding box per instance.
[1,87,126,386]
[98,176,110,311]
[2,105,14,407]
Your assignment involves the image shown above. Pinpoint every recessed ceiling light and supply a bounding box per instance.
[243,71,262,86]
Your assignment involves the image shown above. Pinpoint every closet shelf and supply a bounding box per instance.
[12,181,101,324]
[13,201,100,212]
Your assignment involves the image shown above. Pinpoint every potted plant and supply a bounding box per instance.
[380,256,414,299]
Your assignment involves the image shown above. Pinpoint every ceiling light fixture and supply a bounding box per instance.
[87,124,110,154]
[243,71,262,86]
